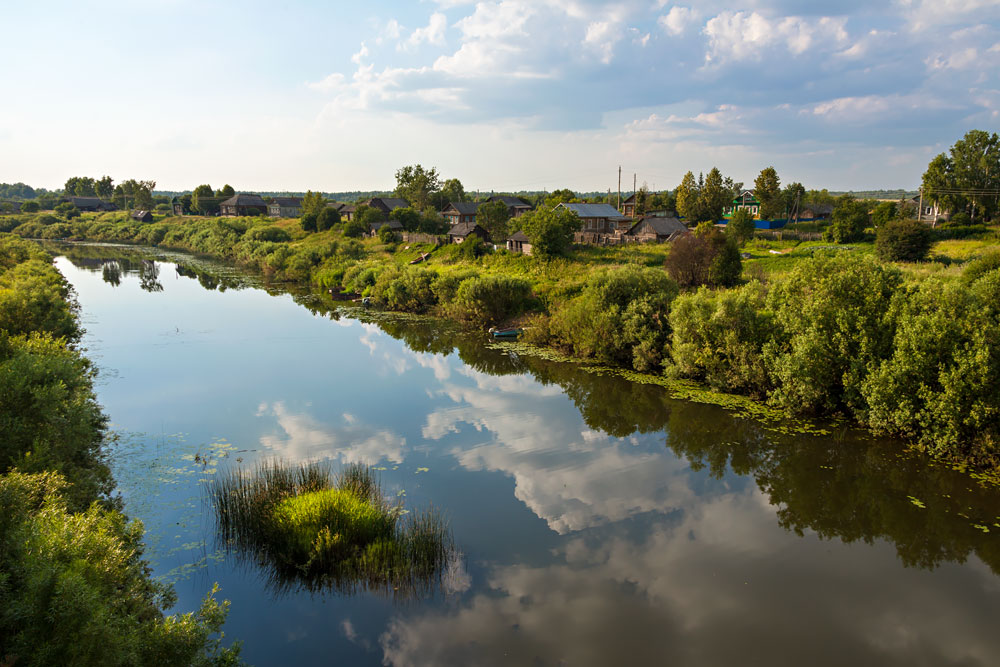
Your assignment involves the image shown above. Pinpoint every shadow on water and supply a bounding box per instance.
[57,242,1000,581]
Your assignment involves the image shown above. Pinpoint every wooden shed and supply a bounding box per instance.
[506,230,533,255]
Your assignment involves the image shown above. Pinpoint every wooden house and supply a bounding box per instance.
[624,216,689,243]
[171,197,185,216]
[621,192,639,217]
[220,194,267,216]
[506,230,533,255]
[66,196,118,212]
[556,202,629,234]
[799,204,833,221]
[364,197,410,216]
[130,209,154,223]
[723,191,760,219]
[369,219,404,237]
[268,197,303,218]
[448,221,489,244]
[487,195,532,218]
[336,203,356,221]
[443,202,481,226]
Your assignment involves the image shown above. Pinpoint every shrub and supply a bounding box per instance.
[54,202,80,220]
[456,235,486,260]
[243,225,291,243]
[825,195,868,243]
[962,250,1000,284]
[300,212,318,233]
[343,220,366,238]
[548,265,679,371]
[376,224,398,244]
[430,269,477,304]
[519,207,582,257]
[876,219,932,262]
[863,273,1000,465]
[369,267,437,312]
[20,201,39,213]
[0,471,239,665]
[668,282,772,396]
[0,259,79,341]
[317,207,341,232]
[388,207,421,232]
[870,201,898,229]
[948,211,971,226]
[450,274,534,326]
[665,228,741,288]
[764,253,902,416]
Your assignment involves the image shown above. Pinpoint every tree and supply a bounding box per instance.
[431,178,466,210]
[754,167,782,220]
[520,206,582,257]
[782,182,805,220]
[635,184,650,216]
[300,213,318,232]
[355,204,386,228]
[134,180,155,210]
[727,208,756,247]
[64,177,96,197]
[543,188,577,209]
[216,184,235,198]
[825,194,869,243]
[922,130,1000,222]
[871,201,899,229]
[675,171,699,220]
[394,165,441,211]
[343,220,366,238]
[876,219,932,262]
[317,206,341,231]
[389,206,422,232]
[95,175,114,201]
[20,201,39,213]
[697,167,729,222]
[54,202,80,219]
[190,184,214,215]
[477,200,511,242]
[300,191,326,219]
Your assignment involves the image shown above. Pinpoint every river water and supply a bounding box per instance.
[55,244,1000,666]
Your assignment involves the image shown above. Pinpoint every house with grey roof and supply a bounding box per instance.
[364,197,410,215]
[220,194,267,216]
[487,195,532,218]
[624,216,689,243]
[268,197,303,218]
[506,230,532,255]
[448,221,489,244]
[443,201,481,226]
[556,202,630,235]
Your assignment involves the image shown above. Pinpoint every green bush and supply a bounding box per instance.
[317,207,341,232]
[20,201,39,213]
[242,225,291,243]
[668,282,772,396]
[0,259,79,341]
[300,212,318,233]
[764,253,902,416]
[456,235,486,260]
[343,220,366,238]
[962,250,1000,284]
[825,195,868,243]
[0,471,240,666]
[430,269,477,304]
[376,224,398,244]
[876,219,932,262]
[519,207,582,257]
[548,265,679,371]
[369,267,437,313]
[863,273,1000,465]
[450,274,534,326]
[727,208,755,247]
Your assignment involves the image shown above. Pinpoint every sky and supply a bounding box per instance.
[1,0,999,194]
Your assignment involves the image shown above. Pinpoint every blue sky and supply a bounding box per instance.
[2,0,999,193]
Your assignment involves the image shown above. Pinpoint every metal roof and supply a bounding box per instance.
[557,202,628,220]
[445,201,481,215]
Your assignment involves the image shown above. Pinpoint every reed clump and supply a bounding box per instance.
[209,461,453,597]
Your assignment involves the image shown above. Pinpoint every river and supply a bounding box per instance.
[55,243,1000,666]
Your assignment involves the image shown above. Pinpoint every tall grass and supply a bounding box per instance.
[208,461,454,598]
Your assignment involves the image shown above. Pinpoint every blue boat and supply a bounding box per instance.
[489,327,523,339]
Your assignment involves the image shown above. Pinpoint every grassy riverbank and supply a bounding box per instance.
[0,233,241,665]
[7,211,1000,473]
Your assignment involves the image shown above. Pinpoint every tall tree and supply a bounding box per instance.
[134,180,156,210]
[477,200,512,242]
[754,167,782,220]
[675,171,699,221]
[949,129,1000,221]
[216,184,235,198]
[95,175,114,201]
[394,164,441,211]
[191,184,214,214]
[432,178,466,210]
[635,184,650,215]
[782,182,806,220]
[300,191,326,218]
[698,167,729,221]
[921,153,956,216]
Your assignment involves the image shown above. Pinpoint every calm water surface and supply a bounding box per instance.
[56,245,1000,666]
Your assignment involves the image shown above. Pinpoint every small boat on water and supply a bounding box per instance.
[489,327,523,339]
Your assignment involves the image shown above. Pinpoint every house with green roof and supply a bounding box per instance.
[723,190,761,219]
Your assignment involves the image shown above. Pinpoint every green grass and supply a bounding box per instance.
[209,461,453,597]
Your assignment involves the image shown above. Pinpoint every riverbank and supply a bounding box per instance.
[0,233,240,665]
[8,210,1000,474]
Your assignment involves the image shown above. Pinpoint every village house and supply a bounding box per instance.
[130,210,154,223]
[623,216,689,243]
[220,193,267,216]
[556,202,630,234]
[364,197,410,216]
[506,230,533,255]
[448,221,490,244]
[369,219,404,237]
[907,195,951,222]
[335,203,356,221]
[268,197,303,218]
[620,192,640,217]
[798,204,833,221]
[723,191,761,219]
[65,196,118,212]
[171,197,185,216]
[443,202,481,226]
[487,195,532,218]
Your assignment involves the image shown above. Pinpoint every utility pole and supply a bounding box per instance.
[617,166,622,211]
[633,173,637,215]
[917,186,923,223]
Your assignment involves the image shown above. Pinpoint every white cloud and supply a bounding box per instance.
[703,11,848,64]
[659,6,696,36]
[403,12,449,50]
